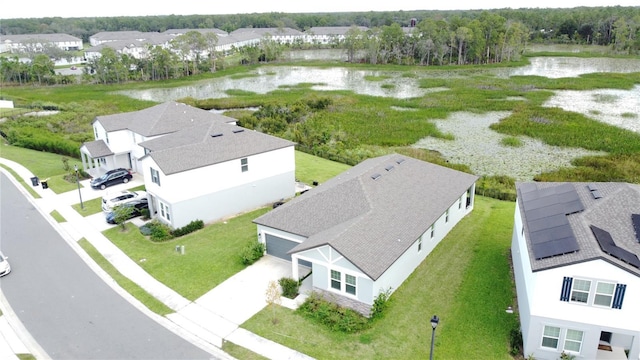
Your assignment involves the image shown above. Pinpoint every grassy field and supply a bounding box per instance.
[241,196,516,359]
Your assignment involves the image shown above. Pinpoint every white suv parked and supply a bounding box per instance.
[102,190,147,212]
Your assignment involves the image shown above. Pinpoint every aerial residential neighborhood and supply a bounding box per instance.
[1,4,640,360]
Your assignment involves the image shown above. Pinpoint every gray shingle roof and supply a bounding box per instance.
[517,182,640,277]
[1,33,82,42]
[93,101,231,137]
[139,117,294,175]
[81,140,113,157]
[254,154,478,280]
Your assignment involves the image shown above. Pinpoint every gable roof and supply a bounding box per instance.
[81,140,113,158]
[517,182,640,277]
[93,101,231,137]
[254,154,478,280]
[139,118,294,175]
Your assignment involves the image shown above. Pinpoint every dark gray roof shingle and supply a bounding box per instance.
[254,154,478,280]
[93,101,231,137]
[517,182,640,277]
[140,119,294,175]
[81,140,113,157]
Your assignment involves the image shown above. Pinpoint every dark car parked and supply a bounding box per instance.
[105,198,149,224]
[90,168,132,190]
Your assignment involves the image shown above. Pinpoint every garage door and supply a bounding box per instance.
[265,234,311,267]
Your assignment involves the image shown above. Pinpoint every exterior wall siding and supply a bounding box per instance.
[373,194,474,300]
[519,257,640,359]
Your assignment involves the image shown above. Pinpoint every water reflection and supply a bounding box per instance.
[116,56,640,103]
[116,66,431,101]
[508,57,640,78]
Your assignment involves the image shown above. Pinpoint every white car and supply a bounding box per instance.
[102,190,147,212]
[0,252,10,277]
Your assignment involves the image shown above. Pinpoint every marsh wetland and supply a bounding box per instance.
[116,55,640,181]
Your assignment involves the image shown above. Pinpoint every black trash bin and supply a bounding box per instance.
[30,176,39,186]
[41,180,48,189]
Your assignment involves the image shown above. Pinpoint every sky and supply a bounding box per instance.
[3,0,638,19]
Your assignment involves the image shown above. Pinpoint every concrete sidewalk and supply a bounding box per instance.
[0,158,314,360]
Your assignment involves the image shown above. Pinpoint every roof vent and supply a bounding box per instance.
[395,158,405,165]
[210,133,223,138]
[588,183,602,199]
[385,165,394,172]
[371,173,381,181]
[233,129,245,133]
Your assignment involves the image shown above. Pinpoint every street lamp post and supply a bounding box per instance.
[75,165,84,209]
[429,315,439,360]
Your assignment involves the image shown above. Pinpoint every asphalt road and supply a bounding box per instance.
[0,172,216,359]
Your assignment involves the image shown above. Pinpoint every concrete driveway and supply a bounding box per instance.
[169,256,310,340]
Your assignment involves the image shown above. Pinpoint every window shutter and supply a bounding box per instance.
[560,277,573,302]
[612,284,626,309]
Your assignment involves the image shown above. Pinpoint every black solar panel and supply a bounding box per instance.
[520,183,584,259]
[591,225,640,269]
[632,214,640,243]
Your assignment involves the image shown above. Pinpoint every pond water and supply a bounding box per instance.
[544,85,640,133]
[507,57,640,78]
[412,112,606,181]
[117,55,640,102]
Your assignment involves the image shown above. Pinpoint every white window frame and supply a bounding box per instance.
[458,197,462,209]
[430,224,435,239]
[329,269,357,297]
[541,325,560,350]
[563,329,584,354]
[593,281,615,307]
[158,200,171,221]
[345,274,356,296]
[570,279,591,304]
[151,167,161,186]
[241,157,248,172]
[330,270,341,290]
[445,209,450,223]
[418,236,423,252]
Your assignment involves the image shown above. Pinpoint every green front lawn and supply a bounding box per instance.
[103,208,269,301]
[241,196,517,360]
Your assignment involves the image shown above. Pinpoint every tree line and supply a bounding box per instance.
[2,6,639,50]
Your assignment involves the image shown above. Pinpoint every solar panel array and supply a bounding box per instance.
[521,183,584,259]
[633,214,640,243]
[591,225,640,269]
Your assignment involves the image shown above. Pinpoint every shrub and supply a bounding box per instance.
[171,219,204,237]
[370,288,392,320]
[143,220,173,242]
[240,241,265,265]
[296,293,369,333]
[278,277,300,299]
[509,326,523,356]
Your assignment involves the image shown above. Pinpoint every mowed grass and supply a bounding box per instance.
[241,196,516,359]
[102,208,269,301]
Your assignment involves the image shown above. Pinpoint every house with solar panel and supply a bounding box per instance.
[253,154,478,316]
[80,101,296,228]
[512,182,640,360]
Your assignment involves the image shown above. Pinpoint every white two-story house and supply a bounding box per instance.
[254,154,477,316]
[512,182,640,360]
[138,118,295,228]
[80,101,295,228]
